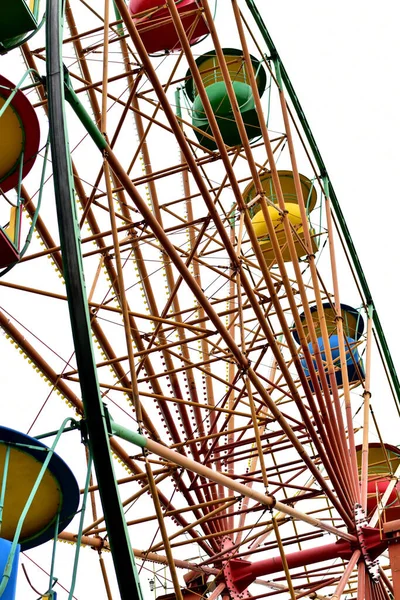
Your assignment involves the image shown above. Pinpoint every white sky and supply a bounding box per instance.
[259,1,400,370]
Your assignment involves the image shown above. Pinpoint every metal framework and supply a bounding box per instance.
[0,1,399,599]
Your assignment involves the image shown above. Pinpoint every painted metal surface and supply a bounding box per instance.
[0,426,79,550]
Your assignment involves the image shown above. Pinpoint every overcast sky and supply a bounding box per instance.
[256,2,400,373]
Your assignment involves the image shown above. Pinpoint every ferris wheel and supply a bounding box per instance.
[0,1,399,599]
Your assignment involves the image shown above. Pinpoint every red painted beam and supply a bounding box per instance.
[383,521,400,599]
[228,540,353,592]
[227,528,387,593]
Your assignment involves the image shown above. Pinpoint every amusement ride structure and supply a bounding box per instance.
[0,1,399,599]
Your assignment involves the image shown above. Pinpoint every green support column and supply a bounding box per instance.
[45,0,144,597]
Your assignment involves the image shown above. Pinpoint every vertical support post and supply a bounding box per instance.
[330,550,361,600]
[45,1,144,598]
[0,446,10,536]
[357,560,366,600]
[48,511,60,594]
[322,175,360,500]
[16,151,24,240]
[361,307,374,511]
[383,521,400,599]
[271,516,296,600]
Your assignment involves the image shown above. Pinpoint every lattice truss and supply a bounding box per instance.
[0,1,398,599]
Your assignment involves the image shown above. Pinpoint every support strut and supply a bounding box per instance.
[45,1,143,598]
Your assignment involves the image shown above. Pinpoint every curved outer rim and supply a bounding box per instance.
[355,442,400,458]
[0,426,79,550]
[0,74,40,193]
[242,169,318,213]
[184,47,267,101]
[292,302,365,345]
[130,0,209,54]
